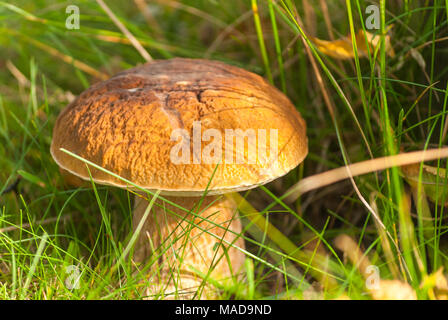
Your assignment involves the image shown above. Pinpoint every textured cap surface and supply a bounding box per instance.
[51,58,308,195]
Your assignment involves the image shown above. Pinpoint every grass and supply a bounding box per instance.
[0,0,448,300]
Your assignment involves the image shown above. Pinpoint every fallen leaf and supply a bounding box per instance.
[370,280,417,300]
[311,29,395,60]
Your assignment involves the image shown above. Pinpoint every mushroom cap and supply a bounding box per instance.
[51,58,308,196]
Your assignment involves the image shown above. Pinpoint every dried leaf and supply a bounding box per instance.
[311,29,395,60]
[371,280,417,300]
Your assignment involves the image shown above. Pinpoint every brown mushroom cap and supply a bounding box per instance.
[51,58,307,195]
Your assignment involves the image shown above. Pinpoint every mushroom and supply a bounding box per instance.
[50,58,308,299]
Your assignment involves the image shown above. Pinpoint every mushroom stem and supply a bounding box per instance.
[133,194,246,298]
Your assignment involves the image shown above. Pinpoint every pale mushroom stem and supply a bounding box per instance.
[132,193,246,298]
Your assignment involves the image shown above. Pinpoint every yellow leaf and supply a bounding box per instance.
[420,268,448,300]
[311,29,395,60]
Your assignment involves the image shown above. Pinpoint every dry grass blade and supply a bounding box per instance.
[7,30,109,81]
[96,0,152,62]
[0,215,70,233]
[6,60,30,87]
[205,10,252,58]
[285,147,448,202]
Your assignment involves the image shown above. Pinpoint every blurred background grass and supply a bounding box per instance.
[0,0,448,299]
